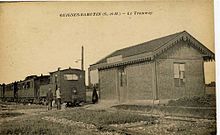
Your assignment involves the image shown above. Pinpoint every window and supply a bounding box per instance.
[22,83,25,89]
[174,63,185,87]
[26,82,31,89]
[64,74,79,81]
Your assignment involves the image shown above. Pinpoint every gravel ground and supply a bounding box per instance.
[0,102,216,135]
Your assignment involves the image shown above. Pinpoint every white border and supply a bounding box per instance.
[214,0,219,134]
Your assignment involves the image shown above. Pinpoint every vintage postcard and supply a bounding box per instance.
[0,1,216,134]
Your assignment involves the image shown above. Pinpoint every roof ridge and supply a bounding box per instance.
[113,30,185,53]
[153,31,185,52]
[93,30,187,65]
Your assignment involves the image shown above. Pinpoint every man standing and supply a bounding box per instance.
[56,87,61,110]
[46,88,53,110]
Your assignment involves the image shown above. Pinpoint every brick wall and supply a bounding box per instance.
[99,68,117,100]
[126,62,153,100]
[99,62,154,102]
[156,41,205,99]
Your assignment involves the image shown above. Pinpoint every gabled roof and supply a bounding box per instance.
[90,30,214,70]
[95,31,183,65]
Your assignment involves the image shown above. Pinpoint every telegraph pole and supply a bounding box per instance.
[81,46,84,71]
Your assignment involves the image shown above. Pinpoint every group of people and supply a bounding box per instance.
[46,87,61,110]
[46,85,99,110]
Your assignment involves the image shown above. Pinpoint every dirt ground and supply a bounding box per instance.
[0,102,216,135]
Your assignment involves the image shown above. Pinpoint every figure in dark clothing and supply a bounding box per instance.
[56,87,61,110]
[46,88,53,110]
[92,86,98,104]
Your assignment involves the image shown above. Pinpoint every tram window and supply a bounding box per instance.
[30,82,33,88]
[27,82,30,88]
[22,83,25,89]
[64,74,78,81]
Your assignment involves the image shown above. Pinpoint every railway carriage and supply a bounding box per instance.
[4,83,16,102]
[17,76,36,103]
[49,68,86,106]
[17,75,50,103]
[1,67,86,106]
[39,83,53,103]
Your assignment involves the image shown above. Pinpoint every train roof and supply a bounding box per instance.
[49,67,84,74]
[25,75,38,80]
[2,74,50,85]
[24,74,50,80]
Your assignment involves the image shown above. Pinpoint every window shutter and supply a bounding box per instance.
[180,64,185,71]
[174,64,179,78]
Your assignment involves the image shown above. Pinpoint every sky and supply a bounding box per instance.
[0,0,215,85]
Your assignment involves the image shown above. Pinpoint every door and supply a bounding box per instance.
[118,67,127,102]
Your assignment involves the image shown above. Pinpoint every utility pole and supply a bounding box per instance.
[81,46,84,71]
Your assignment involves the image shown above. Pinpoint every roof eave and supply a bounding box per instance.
[152,31,215,61]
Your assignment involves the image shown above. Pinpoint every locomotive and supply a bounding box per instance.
[0,68,86,106]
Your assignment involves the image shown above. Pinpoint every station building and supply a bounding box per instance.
[89,31,214,103]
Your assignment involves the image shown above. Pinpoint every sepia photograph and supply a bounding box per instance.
[0,1,216,134]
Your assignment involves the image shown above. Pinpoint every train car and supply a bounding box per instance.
[17,75,50,103]
[34,75,50,103]
[49,68,86,106]
[4,83,16,102]
[17,76,35,103]
[1,68,86,106]
[39,83,53,104]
